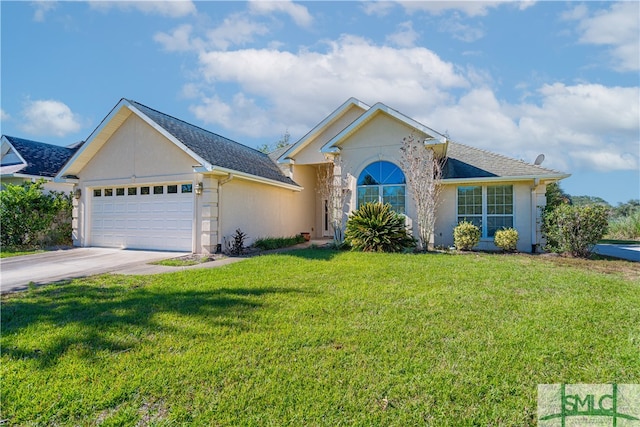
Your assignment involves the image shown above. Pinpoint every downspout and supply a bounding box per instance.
[217,173,234,253]
[531,178,540,253]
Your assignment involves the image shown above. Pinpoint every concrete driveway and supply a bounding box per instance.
[0,248,188,294]
[593,243,640,262]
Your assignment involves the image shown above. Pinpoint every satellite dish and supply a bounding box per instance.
[534,154,545,166]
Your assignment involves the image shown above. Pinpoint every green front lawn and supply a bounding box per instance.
[2,250,638,425]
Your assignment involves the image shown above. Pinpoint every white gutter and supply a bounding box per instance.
[441,174,570,185]
[199,165,303,192]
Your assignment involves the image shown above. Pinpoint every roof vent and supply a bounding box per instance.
[534,154,545,166]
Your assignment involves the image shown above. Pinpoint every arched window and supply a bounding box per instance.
[357,161,406,214]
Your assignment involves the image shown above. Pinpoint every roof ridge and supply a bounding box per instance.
[447,140,564,175]
[127,99,269,158]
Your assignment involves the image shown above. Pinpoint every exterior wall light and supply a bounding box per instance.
[74,188,82,199]
[195,182,203,195]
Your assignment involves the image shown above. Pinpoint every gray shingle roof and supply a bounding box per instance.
[443,141,565,180]
[2,136,79,178]
[128,100,298,187]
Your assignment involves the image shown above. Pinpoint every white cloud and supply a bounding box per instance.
[32,1,57,22]
[191,35,468,136]
[20,99,83,137]
[155,16,270,52]
[89,0,196,18]
[248,0,313,27]
[154,24,200,52]
[386,21,419,47]
[207,14,270,50]
[361,1,396,17]
[429,83,639,172]
[439,16,485,42]
[0,109,10,121]
[399,1,517,17]
[564,2,640,72]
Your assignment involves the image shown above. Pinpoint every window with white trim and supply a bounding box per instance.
[457,185,513,238]
[357,161,406,214]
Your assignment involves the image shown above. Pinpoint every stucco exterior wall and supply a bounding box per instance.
[292,105,366,165]
[434,181,542,252]
[73,115,199,248]
[219,165,316,246]
[332,113,427,240]
[80,115,196,184]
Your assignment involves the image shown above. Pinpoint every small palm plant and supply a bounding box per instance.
[345,202,416,252]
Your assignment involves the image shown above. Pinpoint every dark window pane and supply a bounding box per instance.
[140,186,150,195]
[128,187,137,196]
[116,188,125,196]
[167,185,178,194]
[181,184,193,193]
[154,186,164,195]
[105,189,113,196]
[357,161,405,185]
[93,189,101,197]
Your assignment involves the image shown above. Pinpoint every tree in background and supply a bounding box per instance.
[399,134,444,251]
[257,130,291,154]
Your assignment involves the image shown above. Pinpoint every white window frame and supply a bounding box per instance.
[457,185,515,239]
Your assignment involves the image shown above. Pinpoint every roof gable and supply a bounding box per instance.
[277,97,369,164]
[320,102,448,154]
[129,101,297,187]
[58,99,298,189]
[1,135,78,178]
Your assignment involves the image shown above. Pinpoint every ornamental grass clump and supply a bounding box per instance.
[453,220,480,251]
[494,227,519,252]
[345,202,415,252]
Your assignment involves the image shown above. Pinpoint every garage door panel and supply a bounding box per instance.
[90,183,193,251]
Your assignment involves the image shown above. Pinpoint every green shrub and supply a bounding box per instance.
[454,221,480,251]
[0,181,72,248]
[543,204,609,257]
[254,235,305,250]
[494,228,519,252]
[345,202,415,252]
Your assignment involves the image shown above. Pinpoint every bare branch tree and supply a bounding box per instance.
[317,156,351,246]
[399,134,444,251]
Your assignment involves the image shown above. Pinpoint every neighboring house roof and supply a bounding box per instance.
[58,99,300,190]
[443,141,568,181]
[1,135,79,178]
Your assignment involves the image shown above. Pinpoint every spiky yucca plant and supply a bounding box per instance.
[345,202,416,252]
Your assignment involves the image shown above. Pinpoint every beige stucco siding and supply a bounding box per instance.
[292,105,366,165]
[334,113,426,239]
[80,115,197,184]
[434,181,539,252]
[73,115,199,248]
[219,165,316,246]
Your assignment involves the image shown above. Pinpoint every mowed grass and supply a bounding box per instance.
[1,250,639,426]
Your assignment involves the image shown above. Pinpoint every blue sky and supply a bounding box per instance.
[1,1,638,204]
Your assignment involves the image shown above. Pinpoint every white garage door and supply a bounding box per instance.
[90,183,194,251]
